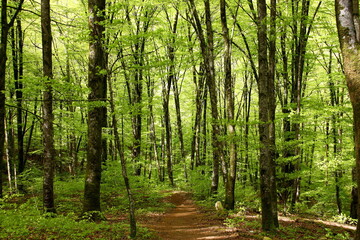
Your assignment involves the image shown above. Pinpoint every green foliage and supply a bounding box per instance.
[331,213,357,225]
[224,215,245,228]
[324,228,350,240]
[0,172,170,239]
[187,167,212,200]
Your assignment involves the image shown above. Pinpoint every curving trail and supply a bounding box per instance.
[144,191,239,240]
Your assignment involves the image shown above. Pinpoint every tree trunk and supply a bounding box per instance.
[335,0,360,238]
[172,67,187,178]
[146,75,162,181]
[188,0,223,194]
[163,58,174,186]
[257,0,279,231]
[4,120,13,193]
[190,62,205,170]
[109,76,137,238]
[41,0,56,213]
[351,168,358,219]
[221,0,237,210]
[11,17,25,192]
[83,0,106,218]
[0,0,24,199]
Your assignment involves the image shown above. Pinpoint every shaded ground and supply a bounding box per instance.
[142,191,355,240]
[143,191,239,240]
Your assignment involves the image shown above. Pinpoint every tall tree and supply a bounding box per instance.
[0,0,24,199]
[11,18,25,192]
[123,5,156,176]
[221,0,237,210]
[41,0,56,213]
[277,0,321,210]
[108,76,136,238]
[162,45,174,185]
[167,9,187,180]
[83,0,107,218]
[188,0,223,194]
[335,0,360,238]
[257,0,279,231]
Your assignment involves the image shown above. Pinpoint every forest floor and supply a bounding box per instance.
[140,191,356,240]
[0,178,357,240]
[142,191,239,239]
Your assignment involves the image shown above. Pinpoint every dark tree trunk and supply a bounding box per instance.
[0,0,7,199]
[41,0,56,213]
[335,0,360,238]
[0,0,24,199]
[163,54,174,186]
[190,61,205,169]
[351,167,358,219]
[11,17,25,192]
[83,0,106,217]
[242,71,253,186]
[257,0,279,231]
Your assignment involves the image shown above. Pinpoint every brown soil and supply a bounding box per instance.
[142,191,355,240]
[143,191,239,240]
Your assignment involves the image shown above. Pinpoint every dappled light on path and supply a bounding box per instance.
[144,191,238,240]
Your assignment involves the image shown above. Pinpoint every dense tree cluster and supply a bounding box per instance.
[1,0,360,238]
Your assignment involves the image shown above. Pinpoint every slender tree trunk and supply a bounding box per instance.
[351,167,358,219]
[11,17,25,192]
[4,120,12,193]
[201,89,208,168]
[335,0,360,238]
[167,10,185,181]
[191,65,205,169]
[83,0,106,218]
[0,0,7,199]
[0,0,23,199]
[173,69,187,179]
[41,0,56,213]
[124,7,155,176]
[327,48,344,214]
[109,76,136,238]
[188,0,223,194]
[257,0,279,231]
[163,61,174,186]
[146,76,162,181]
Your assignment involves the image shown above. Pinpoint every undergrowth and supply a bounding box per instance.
[0,162,173,240]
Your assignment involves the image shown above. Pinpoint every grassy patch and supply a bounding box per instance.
[0,169,174,240]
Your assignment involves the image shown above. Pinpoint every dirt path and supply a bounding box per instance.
[144,191,239,240]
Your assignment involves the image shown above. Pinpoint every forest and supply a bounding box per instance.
[1,0,360,239]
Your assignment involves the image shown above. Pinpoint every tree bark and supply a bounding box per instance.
[0,0,24,199]
[335,0,360,238]
[83,0,106,217]
[11,17,25,192]
[41,0,56,213]
[351,167,358,219]
[221,0,237,210]
[257,0,279,231]
[163,51,174,186]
